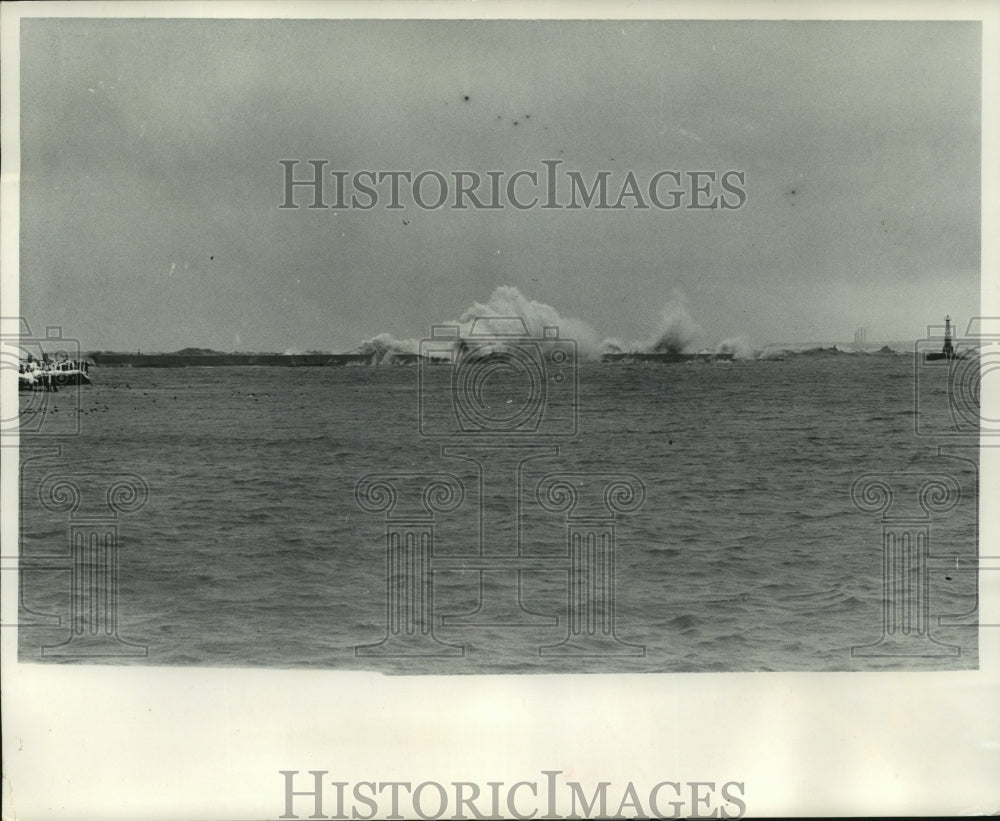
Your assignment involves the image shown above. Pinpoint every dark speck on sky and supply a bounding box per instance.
[15,18,981,352]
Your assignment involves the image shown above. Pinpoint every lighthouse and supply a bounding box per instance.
[923,315,959,362]
[943,315,955,358]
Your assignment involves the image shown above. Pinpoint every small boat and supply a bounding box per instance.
[18,358,92,391]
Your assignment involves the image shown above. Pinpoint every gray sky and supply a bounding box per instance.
[19,19,980,352]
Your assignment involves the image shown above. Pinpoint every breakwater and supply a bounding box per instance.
[88,352,374,367]
[89,351,734,367]
[600,352,735,363]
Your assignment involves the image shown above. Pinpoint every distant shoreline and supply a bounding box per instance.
[87,352,374,367]
[82,344,916,367]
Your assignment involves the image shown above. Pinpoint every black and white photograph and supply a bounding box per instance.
[2,2,998,818]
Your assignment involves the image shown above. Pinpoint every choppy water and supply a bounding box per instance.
[18,353,979,672]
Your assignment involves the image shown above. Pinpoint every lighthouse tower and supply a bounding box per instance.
[943,315,955,358]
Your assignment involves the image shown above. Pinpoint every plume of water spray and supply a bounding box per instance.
[349,286,603,362]
[454,285,603,357]
[715,336,756,360]
[353,331,419,363]
[644,300,700,354]
[350,284,753,364]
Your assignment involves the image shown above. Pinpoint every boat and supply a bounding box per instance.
[18,358,92,391]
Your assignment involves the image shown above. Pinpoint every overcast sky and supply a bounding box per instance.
[19,18,980,352]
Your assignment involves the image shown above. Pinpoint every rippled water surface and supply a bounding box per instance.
[18,354,979,672]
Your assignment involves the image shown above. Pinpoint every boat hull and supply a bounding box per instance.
[19,370,91,390]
